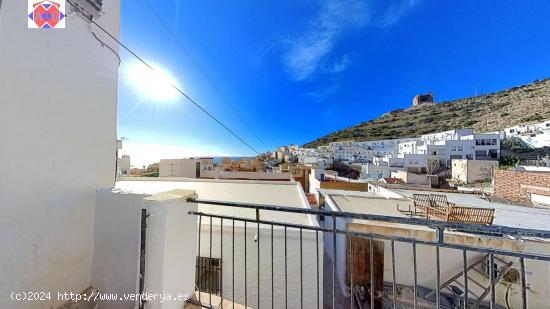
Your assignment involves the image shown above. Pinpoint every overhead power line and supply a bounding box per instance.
[66,0,260,155]
[143,0,269,151]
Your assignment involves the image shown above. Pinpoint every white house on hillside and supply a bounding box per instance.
[504,120,550,148]
[159,158,214,177]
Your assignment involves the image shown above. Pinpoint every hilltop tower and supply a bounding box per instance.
[412,92,435,108]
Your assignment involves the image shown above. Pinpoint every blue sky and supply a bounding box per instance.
[116,0,550,166]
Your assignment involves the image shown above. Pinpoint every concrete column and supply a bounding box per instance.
[143,190,198,309]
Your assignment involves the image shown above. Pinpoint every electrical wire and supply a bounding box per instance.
[88,24,121,66]
[505,283,512,309]
[66,0,260,155]
[143,0,269,151]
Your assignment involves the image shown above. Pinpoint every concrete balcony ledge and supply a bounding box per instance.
[144,189,196,203]
[185,291,251,309]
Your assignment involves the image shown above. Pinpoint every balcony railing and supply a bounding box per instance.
[186,198,550,309]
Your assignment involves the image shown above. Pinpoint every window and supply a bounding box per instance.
[196,257,222,296]
[457,146,464,151]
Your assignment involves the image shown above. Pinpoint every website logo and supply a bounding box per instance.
[28,1,66,29]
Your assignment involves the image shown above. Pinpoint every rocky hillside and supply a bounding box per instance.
[304,78,550,148]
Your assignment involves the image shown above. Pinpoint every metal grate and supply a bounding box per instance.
[195,256,222,296]
[69,0,103,20]
[187,198,550,309]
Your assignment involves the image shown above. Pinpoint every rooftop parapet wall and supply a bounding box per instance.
[494,169,550,203]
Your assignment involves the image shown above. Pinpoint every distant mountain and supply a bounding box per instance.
[304,78,550,148]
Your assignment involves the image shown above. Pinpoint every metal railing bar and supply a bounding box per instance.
[436,246,441,309]
[189,211,550,262]
[316,229,320,309]
[332,214,337,309]
[232,219,235,309]
[198,215,202,304]
[350,234,354,309]
[413,243,417,309]
[221,218,223,307]
[369,236,374,309]
[256,209,260,309]
[300,227,303,309]
[284,226,288,309]
[271,224,275,309]
[244,221,247,308]
[520,257,527,309]
[392,240,397,309]
[463,250,469,309]
[209,218,213,306]
[189,198,550,239]
[489,253,495,309]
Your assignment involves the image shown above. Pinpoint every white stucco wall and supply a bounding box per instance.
[119,155,131,175]
[308,169,321,205]
[200,170,292,180]
[0,1,120,308]
[322,214,349,296]
[368,183,406,199]
[452,159,498,184]
[93,190,145,309]
[143,194,198,309]
[159,159,198,177]
[94,189,198,309]
[198,221,323,309]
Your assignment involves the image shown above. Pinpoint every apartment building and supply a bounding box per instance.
[471,133,501,160]
[290,128,502,179]
[504,120,550,148]
[118,154,131,175]
[159,158,214,177]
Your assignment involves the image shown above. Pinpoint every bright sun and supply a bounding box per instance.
[127,62,179,101]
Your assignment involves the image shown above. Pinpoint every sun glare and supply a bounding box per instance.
[127,62,179,101]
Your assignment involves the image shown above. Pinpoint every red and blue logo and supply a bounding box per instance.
[28,1,66,29]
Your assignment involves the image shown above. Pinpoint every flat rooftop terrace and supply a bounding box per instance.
[392,189,550,230]
[115,177,316,226]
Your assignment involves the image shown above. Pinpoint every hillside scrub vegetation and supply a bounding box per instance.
[305,78,550,147]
